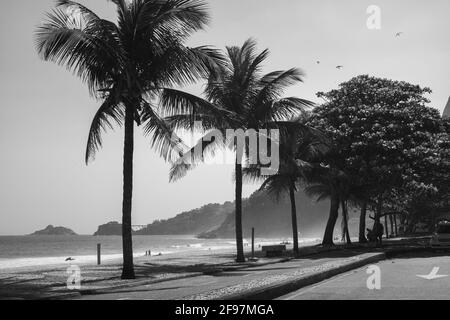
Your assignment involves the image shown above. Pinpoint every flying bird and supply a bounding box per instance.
[65,257,75,261]
[336,65,343,70]
[395,32,403,37]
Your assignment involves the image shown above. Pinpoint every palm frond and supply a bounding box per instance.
[35,8,120,95]
[159,88,236,125]
[85,93,124,164]
[169,130,226,182]
[141,99,188,162]
[260,68,305,91]
[142,45,225,89]
[136,0,210,40]
[252,69,306,121]
[304,183,331,202]
[258,174,291,202]
[164,114,219,132]
[270,97,315,121]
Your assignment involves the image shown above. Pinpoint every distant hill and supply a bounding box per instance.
[93,203,233,236]
[198,190,336,239]
[31,225,77,236]
[93,221,122,236]
[94,191,362,239]
[135,202,233,235]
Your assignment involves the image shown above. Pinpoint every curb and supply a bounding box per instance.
[219,252,387,300]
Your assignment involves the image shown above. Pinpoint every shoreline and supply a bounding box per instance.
[0,237,322,273]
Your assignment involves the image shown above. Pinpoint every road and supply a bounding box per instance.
[278,252,450,300]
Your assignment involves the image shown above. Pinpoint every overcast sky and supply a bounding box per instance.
[0,0,448,235]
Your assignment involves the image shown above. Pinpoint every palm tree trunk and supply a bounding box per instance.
[322,188,339,246]
[289,180,299,255]
[384,215,389,239]
[235,161,245,262]
[359,201,368,243]
[393,214,398,236]
[121,104,135,280]
[341,200,351,244]
[389,214,394,238]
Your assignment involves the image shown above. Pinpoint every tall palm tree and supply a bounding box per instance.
[166,39,313,262]
[245,117,328,255]
[35,0,224,279]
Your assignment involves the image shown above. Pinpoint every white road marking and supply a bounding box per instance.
[417,267,448,280]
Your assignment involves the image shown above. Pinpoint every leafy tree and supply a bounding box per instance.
[386,118,450,232]
[167,39,313,262]
[310,75,442,244]
[35,0,223,278]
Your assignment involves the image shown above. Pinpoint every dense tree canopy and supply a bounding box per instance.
[308,75,447,242]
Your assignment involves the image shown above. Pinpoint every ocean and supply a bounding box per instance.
[0,235,321,270]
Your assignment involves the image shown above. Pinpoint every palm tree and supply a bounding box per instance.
[166,39,313,262]
[245,117,328,255]
[35,0,224,279]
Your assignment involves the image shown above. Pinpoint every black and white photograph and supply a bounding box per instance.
[0,0,450,312]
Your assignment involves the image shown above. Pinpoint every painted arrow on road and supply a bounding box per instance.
[417,267,448,280]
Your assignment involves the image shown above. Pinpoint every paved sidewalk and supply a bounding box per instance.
[0,250,289,300]
[78,250,385,300]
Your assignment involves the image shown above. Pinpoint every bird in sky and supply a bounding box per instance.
[65,257,75,261]
[336,65,343,69]
[395,32,403,37]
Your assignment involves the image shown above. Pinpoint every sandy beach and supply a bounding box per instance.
[0,240,323,299]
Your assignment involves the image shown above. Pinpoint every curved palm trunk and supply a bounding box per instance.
[235,161,245,262]
[289,180,299,255]
[359,201,368,243]
[121,104,135,279]
[341,200,351,244]
[322,188,339,246]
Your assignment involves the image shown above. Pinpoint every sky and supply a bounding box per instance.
[0,0,449,235]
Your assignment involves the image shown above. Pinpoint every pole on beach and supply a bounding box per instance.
[97,243,101,265]
[251,228,255,259]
